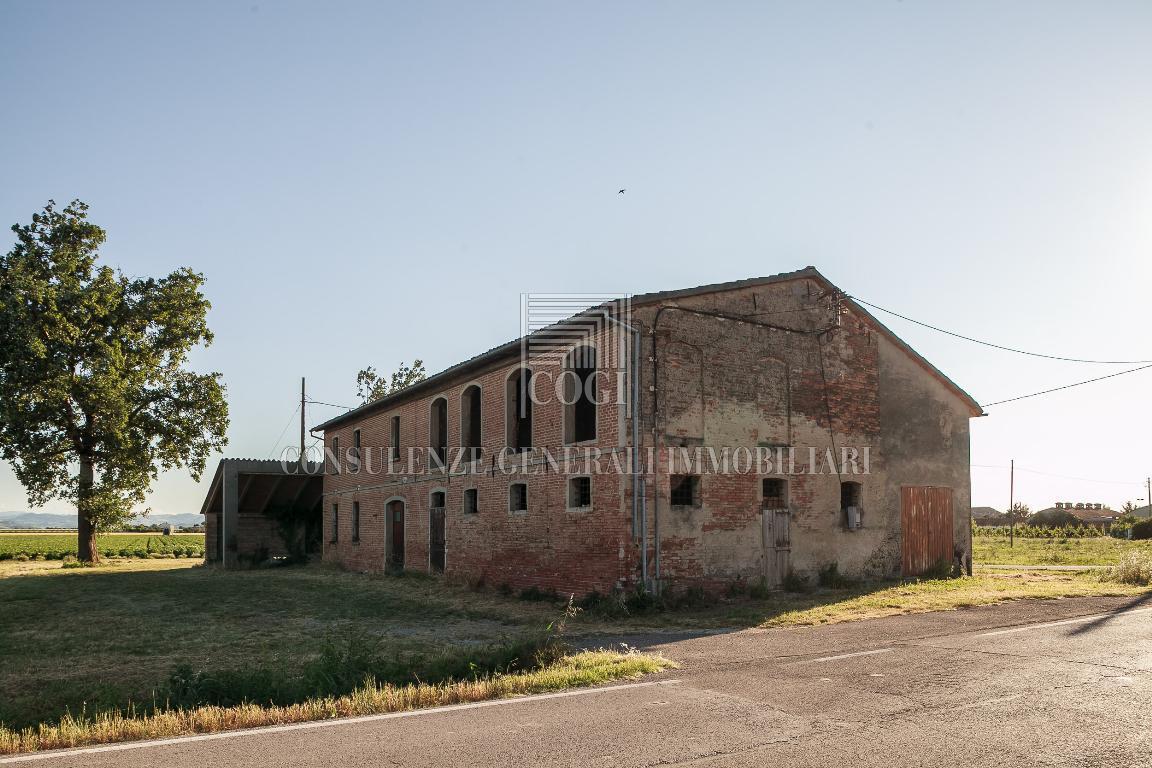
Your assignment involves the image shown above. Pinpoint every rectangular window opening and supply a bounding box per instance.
[568,477,592,509]
[464,488,479,514]
[670,475,699,507]
[841,481,861,510]
[351,501,360,542]
[762,478,788,509]
[510,483,528,512]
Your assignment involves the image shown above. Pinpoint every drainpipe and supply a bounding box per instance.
[603,313,646,591]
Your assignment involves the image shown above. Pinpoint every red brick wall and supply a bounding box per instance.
[322,325,633,596]
[322,275,972,593]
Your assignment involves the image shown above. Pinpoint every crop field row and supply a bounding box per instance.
[972,534,1152,566]
[0,533,204,560]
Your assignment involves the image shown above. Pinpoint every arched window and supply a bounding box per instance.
[506,367,533,452]
[564,345,597,444]
[461,384,482,462]
[429,397,448,468]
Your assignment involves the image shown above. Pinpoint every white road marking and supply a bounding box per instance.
[0,679,682,764]
[976,606,1152,637]
[804,648,893,663]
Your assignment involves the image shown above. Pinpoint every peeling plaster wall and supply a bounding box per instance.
[635,278,972,588]
[877,333,974,570]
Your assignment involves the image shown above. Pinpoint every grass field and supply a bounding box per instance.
[3,555,1149,743]
[973,534,1152,566]
[0,532,204,560]
[0,560,562,731]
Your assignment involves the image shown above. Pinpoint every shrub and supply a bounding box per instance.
[1101,552,1152,585]
[748,578,772,600]
[921,559,954,580]
[724,578,747,598]
[518,585,559,603]
[1131,520,1152,541]
[817,562,852,589]
[664,584,707,610]
[782,569,808,593]
[578,587,661,618]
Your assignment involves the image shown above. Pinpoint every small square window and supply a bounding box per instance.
[568,477,591,509]
[464,488,479,514]
[670,475,699,507]
[510,483,528,512]
[762,478,788,509]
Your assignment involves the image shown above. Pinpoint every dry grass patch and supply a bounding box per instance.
[1100,552,1152,586]
[0,650,673,755]
[569,570,1152,632]
[747,570,1150,627]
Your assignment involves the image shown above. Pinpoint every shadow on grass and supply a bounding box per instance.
[0,563,556,731]
[572,578,913,634]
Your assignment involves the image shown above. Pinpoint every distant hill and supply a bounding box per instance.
[0,512,204,530]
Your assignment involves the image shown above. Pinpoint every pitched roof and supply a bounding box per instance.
[1034,505,1118,522]
[313,266,982,431]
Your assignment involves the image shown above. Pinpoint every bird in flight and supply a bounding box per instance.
[618,188,626,194]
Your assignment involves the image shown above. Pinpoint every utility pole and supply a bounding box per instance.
[299,377,306,469]
[1009,459,1015,548]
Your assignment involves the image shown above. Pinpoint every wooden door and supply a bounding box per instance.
[429,505,445,573]
[388,501,405,570]
[901,486,954,577]
[762,508,791,587]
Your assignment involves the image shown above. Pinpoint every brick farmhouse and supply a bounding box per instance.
[209,267,982,595]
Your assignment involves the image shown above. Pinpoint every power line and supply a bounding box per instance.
[305,398,356,410]
[980,363,1152,407]
[850,295,1152,365]
[266,404,300,457]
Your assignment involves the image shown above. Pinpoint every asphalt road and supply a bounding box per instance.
[8,594,1152,768]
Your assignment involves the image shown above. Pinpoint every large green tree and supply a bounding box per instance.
[0,200,229,562]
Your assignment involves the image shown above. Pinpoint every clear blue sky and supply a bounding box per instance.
[2,1,1151,516]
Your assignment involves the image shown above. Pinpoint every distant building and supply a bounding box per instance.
[1034,502,1118,528]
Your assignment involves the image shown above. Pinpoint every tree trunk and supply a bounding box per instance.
[77,456,99,564]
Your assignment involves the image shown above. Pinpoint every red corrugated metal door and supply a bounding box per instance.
[901,486,954,577]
